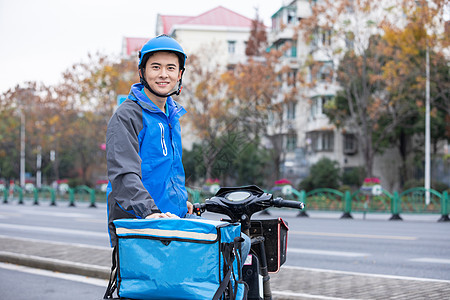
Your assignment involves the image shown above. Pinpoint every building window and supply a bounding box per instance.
[307,131,334,152]
[286,134,297,151]
[322,29,331,46]
[284,43,296,58]
[343,133,357,155]
[318,62,333,82]
[228,41,236,54]
[287,7,297,24]
[287,101,297,120]
[276,40,296,58]
[345,32,354,50]
[311,28,332,48]
[288,69,297,87]
[291,43,297,57]
[310,96,331,118]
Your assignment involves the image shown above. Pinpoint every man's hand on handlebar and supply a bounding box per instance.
[186,201,193,214]
[144,201,193,219]
[145,212,180,219]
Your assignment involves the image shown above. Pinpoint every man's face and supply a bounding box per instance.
[143,51,182,97]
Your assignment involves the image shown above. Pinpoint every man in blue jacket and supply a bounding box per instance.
[106,35,250,259]
[106,35,190,246]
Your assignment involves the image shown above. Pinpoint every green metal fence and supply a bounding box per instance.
[2,185,96,207]
[305,188,344,211]
[351,189,393,213]
[399,187,441,213]
[274,186,449,221]
[2,184,449,221]
[68,185,96,207]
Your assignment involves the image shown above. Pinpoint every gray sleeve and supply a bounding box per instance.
[106,101,159,218]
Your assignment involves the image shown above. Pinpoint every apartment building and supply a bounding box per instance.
[122,6,253,68]
[268,0,405,188]
[156,6,254,70]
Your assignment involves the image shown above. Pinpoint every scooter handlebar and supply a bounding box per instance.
[192,195,305,217]
[271,197,305,210]
[192,203,206,216]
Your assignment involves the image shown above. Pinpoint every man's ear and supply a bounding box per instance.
[178,68,184,81]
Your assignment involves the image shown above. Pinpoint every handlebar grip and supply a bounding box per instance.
[192,203,206,216]
[272,198,305,210]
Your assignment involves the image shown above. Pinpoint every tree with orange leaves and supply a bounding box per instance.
[0,53,137,186]
[380,0,449,185]
[298,0,448,185]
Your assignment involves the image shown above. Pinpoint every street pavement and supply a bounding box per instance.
[0,235,449,299]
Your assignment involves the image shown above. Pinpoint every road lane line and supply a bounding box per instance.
[288,248,369,257]
[282,265,450,283]
[272,290,361,300]
[409,258,450,265]
[0,262,108,287]
[74,218,105,223]
[0,234,110,250]
[13,210,99,218]
[0,212,21,217]
[0,223,107,238]
[290,230,417,240]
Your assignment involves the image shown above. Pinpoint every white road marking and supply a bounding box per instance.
[288,248,370,257]
[0,223,107,238]
[272,290,362,300]
[0,234,110,250]
[290,230,417,240]
[282,265,450,283]
[409,258,450,265]
[0,262,108,287]
[12,209,99,218]
[74,218,105,223]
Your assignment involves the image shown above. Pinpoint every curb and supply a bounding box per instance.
[0,251,110,279]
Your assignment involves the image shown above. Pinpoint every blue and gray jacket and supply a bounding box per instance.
[106,83,188,246]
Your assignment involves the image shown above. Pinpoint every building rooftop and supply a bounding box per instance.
[158,6,254,34]
[124,6,255,56]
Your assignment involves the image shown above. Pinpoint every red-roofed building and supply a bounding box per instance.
[157,6,253,34]
[122,6,257,69]
[122,37,149,56]
[157,15,194,35]
[155,6,255,69]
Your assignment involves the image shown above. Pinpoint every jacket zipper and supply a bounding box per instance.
[158,122,168,156]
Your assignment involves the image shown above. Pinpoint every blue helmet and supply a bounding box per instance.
[138,34,187,70]
[138,34,187,97]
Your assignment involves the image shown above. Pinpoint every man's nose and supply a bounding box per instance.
[159,68,168,78]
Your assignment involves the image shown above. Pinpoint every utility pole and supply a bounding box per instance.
[425,46,430,205]
[20,110,26,188]
[36,145,42,188]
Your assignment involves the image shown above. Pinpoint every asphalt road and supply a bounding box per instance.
[0,200,449,281]
[0,262,107,300]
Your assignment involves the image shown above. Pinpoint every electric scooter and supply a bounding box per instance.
[193,185,305,300]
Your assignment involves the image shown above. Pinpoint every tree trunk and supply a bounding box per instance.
[398,129,408,188]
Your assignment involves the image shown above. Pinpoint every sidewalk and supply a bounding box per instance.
[0,235,449,300]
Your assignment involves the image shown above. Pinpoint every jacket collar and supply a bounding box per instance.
[128,83,186,117]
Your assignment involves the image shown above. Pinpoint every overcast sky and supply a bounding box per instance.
[0,0,283,94]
